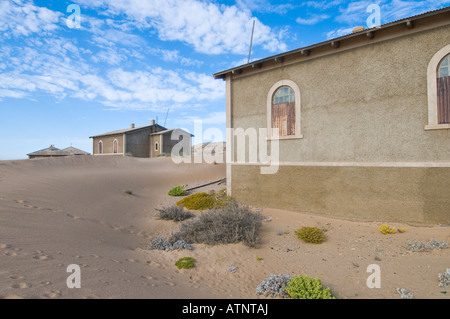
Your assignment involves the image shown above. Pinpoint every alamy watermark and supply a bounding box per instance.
[66,4,81,29]
[66,264,81,288]
[367,4,381,29]
[170,120,280,175]
[366,264,381,289]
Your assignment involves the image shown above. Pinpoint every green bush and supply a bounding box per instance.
[295,227,326,244]
[285,275,335,299]
[176,189,232,210]
[170,201,263,248]
[168,186,187,197]
[157,205,194,222]
[175,257,195,269]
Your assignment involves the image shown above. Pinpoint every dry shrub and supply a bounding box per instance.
[170,201,263,248]
[157,205,194,222]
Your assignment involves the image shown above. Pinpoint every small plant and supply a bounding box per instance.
[256,257,263,261]
[168,186,187,197]
[285,275,335,299]
[379,224,397,234]
[294,227,326,244]
[176,189,233,210]
[176,192,216,210]
[156,205,194,222]
[256,274,292,298]
[124,190,133,195]
[175,257,195,269]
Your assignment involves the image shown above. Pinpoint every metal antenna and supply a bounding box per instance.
[247,19,256,64]
[164,107,170,127]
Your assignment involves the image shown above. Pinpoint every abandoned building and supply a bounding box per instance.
[214,7,450,224]
[89,120,193,158]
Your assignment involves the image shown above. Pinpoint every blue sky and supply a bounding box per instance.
[1,0,449,160]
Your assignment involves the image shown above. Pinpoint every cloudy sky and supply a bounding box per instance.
[1,0,449,159]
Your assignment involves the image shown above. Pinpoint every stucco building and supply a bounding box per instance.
[90,120,193,158]
[214,8,450,224]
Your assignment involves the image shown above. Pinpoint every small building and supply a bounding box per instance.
[89,120,193,158]
[28,145,90,159]
[213,8,450,224]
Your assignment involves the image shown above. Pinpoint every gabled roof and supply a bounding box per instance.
[150,128,194,137]
[61,147,91,155]
[214,6,450,80]
[27,145,62,156]
[90,123,166,139]
[27,145,90,157]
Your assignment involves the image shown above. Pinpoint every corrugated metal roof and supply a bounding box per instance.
[27,146,90,157]
[150,128,194,136]
[90,124,166,138]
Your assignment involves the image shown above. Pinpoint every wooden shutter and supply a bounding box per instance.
[272,102,295,136]
[437,77,450,124]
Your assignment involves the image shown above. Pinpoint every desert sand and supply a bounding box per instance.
[0,156,448,299]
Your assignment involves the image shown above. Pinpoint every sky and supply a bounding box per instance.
[1,0,449,160]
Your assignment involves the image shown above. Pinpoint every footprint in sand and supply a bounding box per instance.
[4,251,18,257]
[40,281,51,286]
[66,214,83,220]
[44,290,61,298]
[165,282,176,287]
[110,259,121,264]
[33,251,53,261]
[0,243,11,250]
[126,258,139,263]
[11,282,32,289]
[146,260,165,269]
[9,275,24,280]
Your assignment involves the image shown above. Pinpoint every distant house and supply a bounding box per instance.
[28,145,90,159]
[89,120,193,158]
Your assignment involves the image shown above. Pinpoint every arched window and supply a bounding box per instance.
[155,142,159,151]
[113,139,119,154]
[267,80,303,139]
[437,54,450,124]
[98,141,103,154]
[426,45,450,130]
[272,86,296,137]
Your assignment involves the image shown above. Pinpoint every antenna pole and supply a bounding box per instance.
[164,108,170,127]
[247,19,255,64]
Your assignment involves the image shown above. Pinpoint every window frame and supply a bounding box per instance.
[267,80,303,140]
[425,44,450,130]
[113,139,119,154]
[98,141,103,154]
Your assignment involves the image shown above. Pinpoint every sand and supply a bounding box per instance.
[0,156,448,299]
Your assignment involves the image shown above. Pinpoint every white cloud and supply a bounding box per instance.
[334,0,450,27]
[296,14,330,25]
[236,0,297,15]
[76,0,286,55]
[0,0,61,37]
[177,111,226,126]
[325,27,354,39]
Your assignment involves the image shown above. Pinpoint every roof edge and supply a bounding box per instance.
[214,6,450,79]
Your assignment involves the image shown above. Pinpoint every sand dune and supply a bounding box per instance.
[0,156,448,299]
